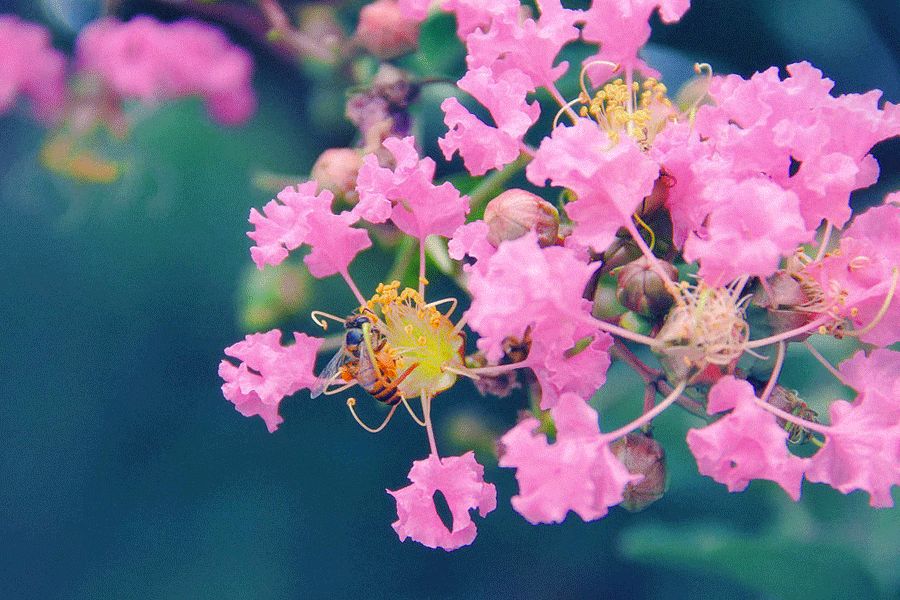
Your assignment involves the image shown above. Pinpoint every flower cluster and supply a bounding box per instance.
[219,0,899,551]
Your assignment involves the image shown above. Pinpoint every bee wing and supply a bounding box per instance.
[310,349,350,399]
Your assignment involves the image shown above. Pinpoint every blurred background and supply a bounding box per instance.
[0,0,897,598]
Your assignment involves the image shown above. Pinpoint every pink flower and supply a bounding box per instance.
[580,0,691,85]
[527,119,660,253]
[75,16,256,124]
[388,452,496,550]
[697,63,899,230]
[248,182,372,277]
[397,0,520,35]
[464,10,579,89]
[682,177,811,285]
[355,136,469,239]
[499,392,639,523]
[465,233,611,407]
[806,388,899,508]
[219,330,323,432]
[0,16,67,122]
[439,98,522,176]
[686,377,809,500]
[448,220,496,268]
[439,67,539,175]
[801,199,900,346]
[837,349,900,400]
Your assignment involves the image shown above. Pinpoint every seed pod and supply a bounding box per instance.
[610,432,667,512]
[354,0,419,59]
[616,256,678,317]
[484,189,560,247]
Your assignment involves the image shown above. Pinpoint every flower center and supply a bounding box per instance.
[579,77,675,147]
[655,281,750,378]
[367,281,465,399]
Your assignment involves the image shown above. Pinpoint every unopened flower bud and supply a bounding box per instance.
[610,432,667,512]
[600,237,642,274]
[484,189,560,247]
[355,0,420,59]
[616,257,678,316]
[311,147,363,201]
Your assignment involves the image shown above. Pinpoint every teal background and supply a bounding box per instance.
[0,1,897,598]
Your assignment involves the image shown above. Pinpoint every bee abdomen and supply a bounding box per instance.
[368,381,401,405]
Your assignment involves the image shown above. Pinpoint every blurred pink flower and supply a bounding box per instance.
[0,15,66,122]
[388,452,496,550]
[219,330,323,432]
[499,392,639,523]
[75,16,256,124]
[686,377,809,500]
[248,181,372,278]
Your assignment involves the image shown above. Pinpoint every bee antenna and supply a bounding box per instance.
[346,398,399,433]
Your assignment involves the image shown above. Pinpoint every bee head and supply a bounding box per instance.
[344,328,365,350]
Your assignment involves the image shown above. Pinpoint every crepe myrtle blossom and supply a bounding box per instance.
[220,126,734,547]
[688,349,900,508]
[216,0,900,549]
[219,140,529,550]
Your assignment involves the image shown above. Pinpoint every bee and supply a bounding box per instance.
[310,311,417,405]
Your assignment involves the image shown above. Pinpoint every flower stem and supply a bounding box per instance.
[802,340,850,387]
[610,339,661,383]
[422,393,439,457]
[340,269,368,306]
[759,341,786,404]
[602,380,687,441]
[753,397,831,436]
[596,319,660,348]
[745,315,828,349]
